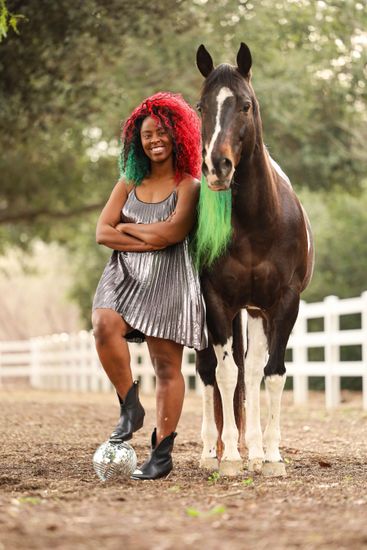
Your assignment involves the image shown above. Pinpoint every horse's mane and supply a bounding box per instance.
[191,175,232,270]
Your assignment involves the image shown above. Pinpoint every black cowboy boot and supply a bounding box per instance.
[109,380,145,443]
[131,428,177,480]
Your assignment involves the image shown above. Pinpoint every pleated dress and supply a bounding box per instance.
[92,188,208,350]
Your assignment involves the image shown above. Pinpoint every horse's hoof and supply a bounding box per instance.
[199,457,219,471]
[262,461,287,477]
[219,459,243,477]
[248,458,264,473]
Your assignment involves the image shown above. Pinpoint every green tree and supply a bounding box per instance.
[1,0,366,323]
[301,186,367,303]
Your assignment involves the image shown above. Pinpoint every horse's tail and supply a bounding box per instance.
[214,311,245,455]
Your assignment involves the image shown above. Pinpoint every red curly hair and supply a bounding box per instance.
[119,92,201,185]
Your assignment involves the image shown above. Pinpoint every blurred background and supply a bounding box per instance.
[0,0,366,341]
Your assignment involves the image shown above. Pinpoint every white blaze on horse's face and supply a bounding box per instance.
[204,86,234,189]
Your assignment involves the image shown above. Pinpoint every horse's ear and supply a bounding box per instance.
[196,44,214,78]
[236,42,252,78]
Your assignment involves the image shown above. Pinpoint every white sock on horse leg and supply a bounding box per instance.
[245,316,267,462]
[214,338,241,461]
[263,373,286,462]
[200,383,218,461]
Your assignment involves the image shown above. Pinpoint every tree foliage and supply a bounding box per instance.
[0,0,26,42]
[301,185,367,303]
[0,0,366,322]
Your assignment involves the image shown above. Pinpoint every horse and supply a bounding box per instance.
[194,42,314,477]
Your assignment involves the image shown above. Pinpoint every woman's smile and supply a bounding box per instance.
[151,145,165,153]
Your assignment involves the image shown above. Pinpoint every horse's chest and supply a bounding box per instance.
[213,249,281,310]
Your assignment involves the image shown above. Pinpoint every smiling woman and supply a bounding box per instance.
[91,92,207,481]
[120,92,201,186]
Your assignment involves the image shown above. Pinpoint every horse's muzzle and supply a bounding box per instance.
[207,180,231,191]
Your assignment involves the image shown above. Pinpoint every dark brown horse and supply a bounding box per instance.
[195,43,314,476]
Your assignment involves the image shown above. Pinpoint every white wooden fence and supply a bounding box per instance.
[0,331,199,396]
[1,293,367,409]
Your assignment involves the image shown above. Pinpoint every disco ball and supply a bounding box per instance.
[93,440,137,481]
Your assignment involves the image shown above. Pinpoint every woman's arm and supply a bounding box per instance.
[119,178,200,248]
[96,180,165,252]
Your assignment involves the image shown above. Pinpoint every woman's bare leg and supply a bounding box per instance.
[92,308,133,399]
[146,337,184,443]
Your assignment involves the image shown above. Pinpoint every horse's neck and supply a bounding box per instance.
[233,145,279,224]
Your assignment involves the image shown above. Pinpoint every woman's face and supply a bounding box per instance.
[140,116,173,164]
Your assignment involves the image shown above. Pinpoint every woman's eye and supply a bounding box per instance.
[196,102,202,113]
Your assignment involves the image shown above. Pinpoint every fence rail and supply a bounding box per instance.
[1,293,367,409]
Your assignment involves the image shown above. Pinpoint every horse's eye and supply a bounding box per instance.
[243,102,251,113]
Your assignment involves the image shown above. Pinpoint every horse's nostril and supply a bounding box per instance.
[219,157,232,177]
[202,162,209,176]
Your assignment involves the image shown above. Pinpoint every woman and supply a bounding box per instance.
[92,92,207,480]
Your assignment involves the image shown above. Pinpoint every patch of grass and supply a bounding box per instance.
[207,471,220,485]
[241,477,253,486]
[186,507,201,517]
[207,505,226,516]
[185,504,226,518]
[343,475,353,482]
[18,496,41,505]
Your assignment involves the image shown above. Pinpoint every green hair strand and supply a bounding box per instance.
[191,175,232,270]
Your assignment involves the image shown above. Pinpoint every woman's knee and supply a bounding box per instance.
[92,310,129,344]
[151,352,182,381]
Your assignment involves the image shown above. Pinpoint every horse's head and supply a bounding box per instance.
[196,42,258,191]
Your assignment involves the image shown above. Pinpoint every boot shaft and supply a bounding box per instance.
[110,380,145,443]
[131,429,177,480]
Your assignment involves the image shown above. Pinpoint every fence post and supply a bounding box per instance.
[292,300,308,404]
[78,331,89,392]
[90,340,102,392]
[361,291,367,411]
[324,295,340,408]
[30,337,41,388]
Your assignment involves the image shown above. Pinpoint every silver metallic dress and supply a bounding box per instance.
[92,189,208,350]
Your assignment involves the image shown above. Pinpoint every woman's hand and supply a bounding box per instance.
[115,223,125,233]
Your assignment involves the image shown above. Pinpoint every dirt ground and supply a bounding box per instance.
[0,388,366,550]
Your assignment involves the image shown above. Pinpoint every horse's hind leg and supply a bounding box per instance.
[196,346,219,471]
[245,314,268,473]
[262,288,300,477]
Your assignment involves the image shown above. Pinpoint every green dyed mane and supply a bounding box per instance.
[191,175,232,270]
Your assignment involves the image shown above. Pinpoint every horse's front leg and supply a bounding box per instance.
[245,313,268,473]
[213,337,243,476]
[196,346,219,471]
[262,288,300,477]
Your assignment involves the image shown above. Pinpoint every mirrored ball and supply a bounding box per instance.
[93,440,137,481]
